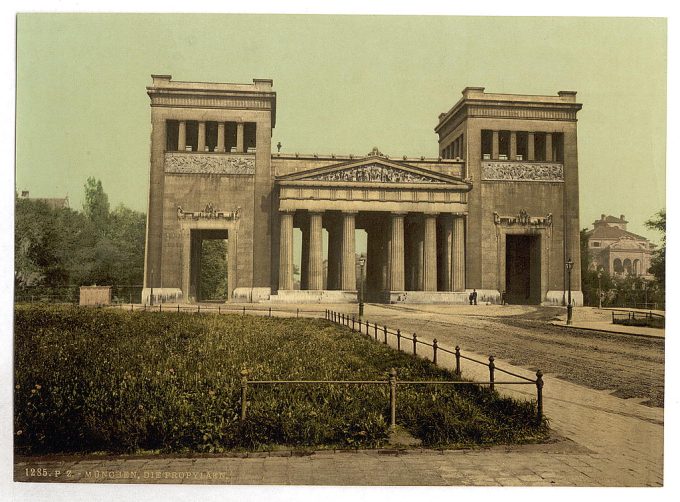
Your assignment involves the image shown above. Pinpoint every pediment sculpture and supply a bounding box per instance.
[305,163,439,183]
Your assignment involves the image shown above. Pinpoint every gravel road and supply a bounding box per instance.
[357,304,665,408]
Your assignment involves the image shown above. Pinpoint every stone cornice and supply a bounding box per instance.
[436,96,582,134]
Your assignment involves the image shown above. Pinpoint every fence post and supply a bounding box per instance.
[218,306,221,315]
[384,325,388,344]
[177,304,180,313]
[240,369,249,421]
[432,339,438,365]
[397,329,401,351]
[488,355,495,391]
[269,307,272,317]
[365,319,369,335]
[374,322,378,341]
[243,306,246,315]
[536,369,544,425]
[160,304,162,312]
[131,303,133,311]
[198,305,201,314]
[352,316,356,332]
[389,368,397,429]
[612,311,614,323]
[412,333,418,355]
[455,346,461,376]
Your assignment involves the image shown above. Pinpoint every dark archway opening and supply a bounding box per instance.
[505,234,541,304]
[190,229,229,302]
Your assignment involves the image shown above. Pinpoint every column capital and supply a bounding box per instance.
[279,208,297,215]
[391,212,408,217]
[341,210,359,215]
[423,211,440,217]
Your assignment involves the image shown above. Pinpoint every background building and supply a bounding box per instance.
[585,214,655,278]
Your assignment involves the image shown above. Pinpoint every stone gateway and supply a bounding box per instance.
[142,76,582,306]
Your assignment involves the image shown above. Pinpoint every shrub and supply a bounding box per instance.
[14,305,546,454]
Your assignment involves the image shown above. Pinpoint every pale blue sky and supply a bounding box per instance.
[15,14,666,241]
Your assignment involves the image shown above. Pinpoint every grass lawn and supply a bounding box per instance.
[14,305,547,454]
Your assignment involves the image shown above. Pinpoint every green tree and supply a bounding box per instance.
[199,239,228,300]
[83,177,110,231]
[645,209,665,288]
[15,180,146,296]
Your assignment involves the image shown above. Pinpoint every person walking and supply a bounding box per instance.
[472,289,478,305]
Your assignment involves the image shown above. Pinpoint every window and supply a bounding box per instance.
[166,120,179,151]
[244,122,257,152]
[516,132,528,160]
[481,130,493,159]
[591,241,601,247]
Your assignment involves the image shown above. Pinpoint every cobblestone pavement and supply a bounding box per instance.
[13,304,666,489]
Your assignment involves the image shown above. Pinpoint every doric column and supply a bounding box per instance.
[527,132,535,161]
[510,131,517,160]
[453,215,466,292]
[278,210,294,291]
[423,213,438,291]
[389,213,405,291]
[441,215,454,291]
[341,211,357,291]
[545,133,553,161]
[492,131,499,160]
[216,122,226,152]
[198,122,206,152]
[178,120,186,151]
[236,122,245,153]
[308,212,323,291]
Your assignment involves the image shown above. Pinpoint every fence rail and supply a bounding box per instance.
[108,302,323,319]
[611,309,665,328]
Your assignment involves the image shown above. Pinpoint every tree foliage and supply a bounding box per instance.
[199,239,229,301]
[15,180,145,293]
[645,209,665,288]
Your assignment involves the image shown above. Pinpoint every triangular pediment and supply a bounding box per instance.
[277,158,469,187]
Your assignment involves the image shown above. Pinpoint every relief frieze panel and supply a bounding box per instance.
[165,153,255,175]
[493,209,553,228]
[481,161,564,182]
[177,202,241,221]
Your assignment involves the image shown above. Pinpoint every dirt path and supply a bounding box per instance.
[357,304,665,407]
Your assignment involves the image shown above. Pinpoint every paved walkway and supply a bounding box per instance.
[549,306,665,339]
[13,304,665,487]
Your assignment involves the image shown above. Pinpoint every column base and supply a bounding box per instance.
[232,287,272,303]
[388,291,472,304]
[544,290,584,307]
[270,290,358,303]
[141,288,183,305]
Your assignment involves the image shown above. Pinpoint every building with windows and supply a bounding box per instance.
[585,214,655,278]
[142,76,583,305]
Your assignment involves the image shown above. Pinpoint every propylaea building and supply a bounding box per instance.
[143,75,583,305]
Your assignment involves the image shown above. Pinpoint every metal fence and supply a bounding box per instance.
[239,309,544,428]
[611,309,665,327]
[109,302,321,319]
[108,302,544,428]
[14,285,143,304]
